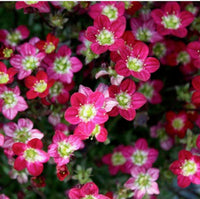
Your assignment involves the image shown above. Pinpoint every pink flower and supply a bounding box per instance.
[86,15,126,54]
[88,2,125,22]
[191,75,200,105]
[68,182,109,199]
[65,90,108,136]
[15,1,50,13]
[44,45,82,84]
[0,25,29,47]
[102,145,129,175]
[13,138,49,176]
[10,43,45,79]
[115,42,160,81]
[3,118,43,149]
[138,80,163,104]
[170,150,200,188]
[151,2,194,38]
[123,139,158,173]
[24,71,55,99]
[48,131,83,166]
[108,78,147,121]
[0,133,4,147]
[124,167,160,199]
[0,86,28,120]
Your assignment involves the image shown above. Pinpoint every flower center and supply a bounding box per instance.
[177,51,190,65]
[7,31,21,46]
[14,128,30,143]
[139,84,153,100]
[3,48,13,58]
[162,15,181,29]
[102,5,118,21]
[82,195,96,199]
[0,72,9,84]
[1,91,17,108]
[58,141,73,158]
[61,1,78,11]
[135,173,151,188]
[79,104,96,122]
[116,92,131,109]
[44,42,55,54]
[132,150,148,166]
[96,29,114,46]
[22,56,39,71]
[182,160,197,176]
[124,1,131,9]
[34,80,47,93]
[153,43,166,58]
[111,152,126,166]
[50,81,63,97]
[24,148,39,162]
[127,57,143,72]
[136,27,152,42]
[172,118,184,130]
[26,1,38,5]
[54,57,71,74]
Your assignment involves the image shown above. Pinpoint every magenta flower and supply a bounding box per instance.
[13,138,49,176]
[115,42,160,81]
[10,43,45,79]
[44,45,82,84]
[0,133,4,147]
[0,86,28,120]
[86,15,126,54]
[3,118,43,149]
[88,2,125,22]
[151,2,194,38]
[123,139,158,173]
[170,150,200,188]
[65,91,108,135]
[68,182,109,199]
[48,131,83,166]
[108,78,147,121]
[124,167,160,199]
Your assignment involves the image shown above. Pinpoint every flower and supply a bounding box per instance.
[0,86,28,120]
[24,71,55,99]
[31,176,46,188]
[124,167,160,199]
[170,150,200,188]
[13,138,49,176]
[10,43,45,80]
[151,2,194,38]
[56,164,70,181]
[191,75,200,105]
[115,42,160,81]
[86,15,126,54]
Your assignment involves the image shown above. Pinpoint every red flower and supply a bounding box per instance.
[56,165,70,181]
[31,176,46,188]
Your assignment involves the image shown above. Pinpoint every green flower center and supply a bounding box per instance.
[58,141,73,158]
[54,57,71,74]
[79,104,96,122]
[182,160,197,176]
[82,195,96,199]
[111,152,126,166]
[24,148,38,162]
[26,1,38,5]
[45,42,55,54]
[139,83,153,100]
[22,56,39,71]
[162,15,180,29]
[127,57,143,72]
[177,51,190,65]
[124,1,131,9]
[136,173,151,188]
[116,92,131,109]
[1,91,17,108]
[96,29,114,46]
[3,48,13,58]
[0,72,9,84]
[157,128,168,141]
[50,81,63,96]
[14,128,30,143]
[61,1,78,11]
[7,31,21,46]
[153,43,166,58]
[132,150,147,166]
[172,118,184,130]
[136,27,152,42]
[102,5,118,21]
[34,80,47,93]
